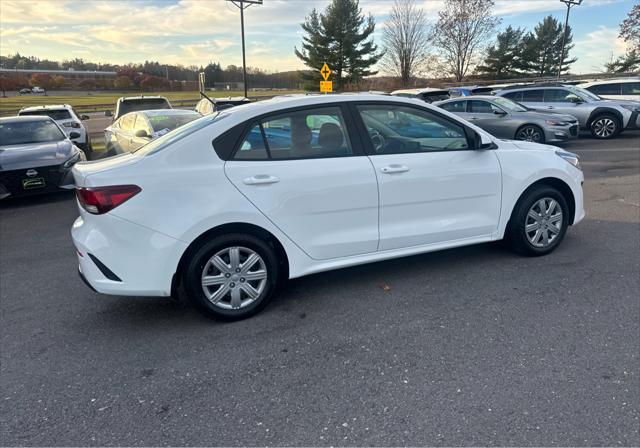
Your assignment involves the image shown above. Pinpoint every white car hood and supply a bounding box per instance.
[502,140,558,152]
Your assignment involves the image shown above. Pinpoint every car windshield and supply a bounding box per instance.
[19,109,72,120]
[147,113,200,134]
[133,113,225,156]
[493,97,528,112]
[0,120,66,145]
[567,85,601,101]
[119,99,170,116]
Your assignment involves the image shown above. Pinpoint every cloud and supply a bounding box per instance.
[572,26,628,73]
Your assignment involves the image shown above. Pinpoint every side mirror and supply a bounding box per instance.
[80,114,90,120]
[493,109,507,115]
[135,129,150,138]
[104,110,113,117]
[69,131,81,139]
[473,131,497,150]
[568,95,583,104]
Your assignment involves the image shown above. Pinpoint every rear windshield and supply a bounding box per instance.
[19,109,72,121]
[118,99,171,116]
[423,92,450,102]
[0,120,66,145]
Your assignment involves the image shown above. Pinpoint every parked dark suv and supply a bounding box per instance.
[496,83,640,139]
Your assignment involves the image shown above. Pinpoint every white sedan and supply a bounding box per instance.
[71,94,585,320]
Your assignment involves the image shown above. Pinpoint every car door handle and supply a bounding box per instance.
[243,175,280,185]
[468,116,479,120]
[380,164,410,174]
[547,106,555,109]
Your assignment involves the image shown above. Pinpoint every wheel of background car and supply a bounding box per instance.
[590,114,620,139]
[182,233,279,320]
[515,125,545,143]
[368,130,385,152]
[506,185,569,257]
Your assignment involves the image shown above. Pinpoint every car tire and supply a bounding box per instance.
[515,124,545,143]
[589,114,620,139]
[506,185,569,257]
[182,233,280,320]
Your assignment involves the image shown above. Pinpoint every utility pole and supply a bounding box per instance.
[227,0,262,98]
[557,0,582,79]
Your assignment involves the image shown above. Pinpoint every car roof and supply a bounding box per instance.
[139,109,199,117]
[581,78,639,87]
[0,115,55,123]
[19,104,72,112]
[118,96,169,102]
[391,88,449,95]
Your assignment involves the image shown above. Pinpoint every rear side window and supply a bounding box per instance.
[544,89,574,103]
[502,91,522,102]
[621,82,640,95]
[19,109,72,121]
[440,101,466,112]
[522,90,544,102]
[233,106,353,160]
[120,114,136,131]
[593,83,621,95]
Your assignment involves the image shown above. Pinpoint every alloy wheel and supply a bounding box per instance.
[516,126,542,142]
[593,118,616,138]
[525,197,563,248]
[201,246,268,310]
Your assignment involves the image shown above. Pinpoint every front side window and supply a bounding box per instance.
[468,100,497,114]
[357,104,469,154]
[440,101,466,113]
[234,106,352,160]
[621,82,640,95]
[544,89,575,103]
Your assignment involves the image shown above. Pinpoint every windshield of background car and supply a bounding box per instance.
[423,92,450,102]
[567,85,601,101]
[0,120,66,145]
[119,99,171,116]
[493,97,528,112]
[132,113,224,156]
[19,109,72,120]
[147,113,199,134]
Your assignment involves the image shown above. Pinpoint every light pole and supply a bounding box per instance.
[227,0,262,98]
[557,0,582,79]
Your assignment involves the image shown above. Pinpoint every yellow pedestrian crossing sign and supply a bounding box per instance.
[320,63,331,81]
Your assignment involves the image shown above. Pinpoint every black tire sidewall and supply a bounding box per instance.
[508,186,569,256]
[515,125,545,143]
[590,114,620,139]
[183,233,279,320]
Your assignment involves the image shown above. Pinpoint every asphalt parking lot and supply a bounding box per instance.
[1,132,639,446]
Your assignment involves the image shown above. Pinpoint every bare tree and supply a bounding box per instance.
[432,0,500,82]
[380,0,431,87]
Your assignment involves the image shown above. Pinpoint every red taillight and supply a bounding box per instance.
[76,185,141,215]
[64,122,81,128]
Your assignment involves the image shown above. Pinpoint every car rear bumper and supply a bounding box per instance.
[72,212,187,297]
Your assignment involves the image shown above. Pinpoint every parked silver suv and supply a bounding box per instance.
[495,83,640,139]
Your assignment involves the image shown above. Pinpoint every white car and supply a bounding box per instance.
[71,94,585,320]
[18,104,92,155]
[581,78,640,102]
[31,86,45,93]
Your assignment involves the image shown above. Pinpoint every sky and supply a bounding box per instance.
[0,0,635,75]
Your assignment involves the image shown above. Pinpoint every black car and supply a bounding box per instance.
[0,116,85,199]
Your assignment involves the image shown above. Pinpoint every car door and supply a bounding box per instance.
[353,102,502,251]
[224,105,379,260]
[439,100,468,119]
[467,99,510,138]
[519,89,545,110]
[541,88,581,115]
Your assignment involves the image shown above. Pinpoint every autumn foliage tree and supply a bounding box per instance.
[139,75,169,91]
[53,75,66,89]
[29,73,55,93]
[113,76,133,90]
[79,78,97,91]
[0,76,18,97]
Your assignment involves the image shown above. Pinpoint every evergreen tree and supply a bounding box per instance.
[519,16,576,77]
[295,0,383,90]
[476,26,525,79]
[606,3,640,73]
